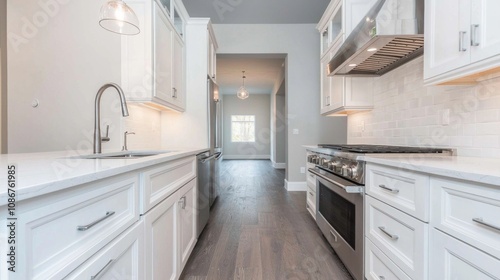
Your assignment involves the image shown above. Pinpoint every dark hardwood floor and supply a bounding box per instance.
[180,160,353,280]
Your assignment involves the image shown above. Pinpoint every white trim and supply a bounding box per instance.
[271,160,286,169]
[222,155,270,160]
[284,179,307,192]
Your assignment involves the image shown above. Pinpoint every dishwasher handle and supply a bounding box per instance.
[200,153,218,163]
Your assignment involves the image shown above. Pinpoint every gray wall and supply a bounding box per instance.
[223,94,271,159]
[275,94,286,163]
[214,24,347,183]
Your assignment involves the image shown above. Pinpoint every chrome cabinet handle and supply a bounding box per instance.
[308,191,314,196]
[378,226,399,240]
[172,87,177,98]
[472,217,500,231]
[90,259,114,280]
[378,184,399,193]
[379,276,385,280]
[179,196,186,209]
[77,211,115,231]
[329,230,338,242]
[471,24,480,46]
[459,31,467,52]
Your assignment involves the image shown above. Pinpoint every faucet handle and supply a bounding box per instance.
[101,125,110,142]
[122,131,135,151]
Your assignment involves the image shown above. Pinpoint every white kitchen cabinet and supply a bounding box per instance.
[424,0,500,85]
[430,228,500,280]
[430,177,500,260]
[64,221,145,280]
[143,177,197,279]
[177,179,197,270]
[15,174,139,280]
[318,0,374,115]
[305,152,317,220]
[121,0,187,111]
[208,30,218,80]
[144,185,178,280]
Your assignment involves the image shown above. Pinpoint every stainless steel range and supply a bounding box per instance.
[307,144,453,280]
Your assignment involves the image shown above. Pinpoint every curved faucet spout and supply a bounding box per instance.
[94,83,130,154]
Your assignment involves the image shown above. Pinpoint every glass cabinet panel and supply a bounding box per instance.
[159,0,171,16]
[174,9,184,37]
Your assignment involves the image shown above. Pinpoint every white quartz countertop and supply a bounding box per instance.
[304,145,500,186]
[362,154,500,186]
[0,148,208,204]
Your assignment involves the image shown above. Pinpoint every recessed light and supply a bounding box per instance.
[367,48,377,52]
[348,63,357,67]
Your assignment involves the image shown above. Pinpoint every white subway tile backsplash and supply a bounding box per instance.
[347,56,500,158]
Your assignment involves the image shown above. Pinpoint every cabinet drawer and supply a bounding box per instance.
[366,164,430,221]
[366,196,428,280]
[306,169,316,189]
[306,184,316,220]
[431,177,500,259]
[19,174,139,280]
[365,238,411,280]
[64,221,144,279]
[430,228,500,280]
[141,156,196,213]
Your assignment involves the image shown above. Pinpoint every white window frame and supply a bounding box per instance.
[231,115,256,143]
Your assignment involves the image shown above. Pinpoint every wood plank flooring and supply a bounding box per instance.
[180,160,353,280]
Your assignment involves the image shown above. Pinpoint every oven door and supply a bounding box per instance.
[309,167,364,280]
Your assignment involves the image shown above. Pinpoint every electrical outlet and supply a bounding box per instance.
[360,120,365,132]
[300,167,305,173]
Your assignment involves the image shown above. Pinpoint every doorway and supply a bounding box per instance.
[216,54,287,171]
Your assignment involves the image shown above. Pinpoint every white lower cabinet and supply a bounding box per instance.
[143,177,197,280]
[64,221,145,279]
[430,228,500,280]
[365,238,411,280]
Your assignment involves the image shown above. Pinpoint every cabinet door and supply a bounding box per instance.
[154,3,174,103]
[424,0,471,80]
[470,0,500,63]
[430,228,500,280]
[144,190,178,280]
[177,179,197,273]
[172,33,185,110]
[320,54,332,114]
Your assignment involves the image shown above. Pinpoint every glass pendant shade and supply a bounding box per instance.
[237,86,249,99]
[99,0,140,35]
[237,71,249,100]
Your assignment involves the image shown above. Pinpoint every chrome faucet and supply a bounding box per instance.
[122,131,135,151]
[94,83,129,154]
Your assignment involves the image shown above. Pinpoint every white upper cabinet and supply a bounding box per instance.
[317,0,375,116]
[208,30,218,81]
[424,0,500,85]
[121,0,187,111]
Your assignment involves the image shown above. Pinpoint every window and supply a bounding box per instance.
[231,115,255,142]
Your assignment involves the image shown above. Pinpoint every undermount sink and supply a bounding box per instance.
[73,150,173,159]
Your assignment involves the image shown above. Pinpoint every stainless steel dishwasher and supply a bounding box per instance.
[196,150,212,237]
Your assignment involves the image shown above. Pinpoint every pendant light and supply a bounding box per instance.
[237,71,249,100]
[99,0,140,35]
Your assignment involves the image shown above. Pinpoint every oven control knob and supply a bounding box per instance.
[351,164,359,179]
[333,162,342,173]
[342,165,352,177]
[327,161,334,170]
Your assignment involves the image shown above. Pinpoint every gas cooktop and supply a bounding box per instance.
[317,144,452,154]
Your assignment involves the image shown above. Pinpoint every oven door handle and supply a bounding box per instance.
[308,168,364,194]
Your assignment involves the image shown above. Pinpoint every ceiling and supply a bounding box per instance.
[216,54,285,95]
[182,0,330,24]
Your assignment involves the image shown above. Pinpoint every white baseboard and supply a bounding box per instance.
[284,179,307,191]
[271,160,286,169]
[223,155,270,160]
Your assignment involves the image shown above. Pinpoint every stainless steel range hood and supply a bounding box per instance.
[328,0,424,77]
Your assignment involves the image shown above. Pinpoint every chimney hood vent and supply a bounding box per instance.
[328,0,424,77]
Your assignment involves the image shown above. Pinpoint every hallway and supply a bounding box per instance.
[180,160,353,280]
